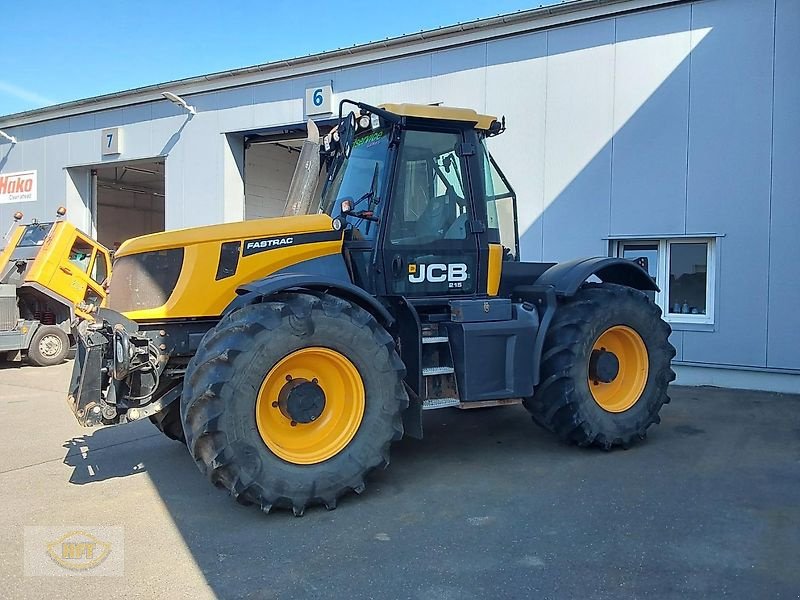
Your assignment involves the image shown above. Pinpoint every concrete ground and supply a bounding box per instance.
[0,360,798,599]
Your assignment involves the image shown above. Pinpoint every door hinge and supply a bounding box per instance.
[467,220,485,234]
[456,142,475,157]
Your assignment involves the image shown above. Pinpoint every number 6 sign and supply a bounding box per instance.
[305,84,332,116]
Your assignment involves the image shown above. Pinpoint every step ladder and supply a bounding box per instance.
[420,324,460,410]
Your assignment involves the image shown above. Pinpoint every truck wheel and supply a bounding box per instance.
[181,293,408,515]
[524,283,676,449]
[28,325,70,367]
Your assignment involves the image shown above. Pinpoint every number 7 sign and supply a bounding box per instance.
[101,127,122,156]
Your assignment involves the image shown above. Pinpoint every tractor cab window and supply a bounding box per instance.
[321,129,390,240]
[479,140,519,258]
[68,238,93,273]
[388,130,471,246]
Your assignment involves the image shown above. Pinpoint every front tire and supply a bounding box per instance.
[28,325,70,367]
[181,293,408,515]
[524,283,676,449]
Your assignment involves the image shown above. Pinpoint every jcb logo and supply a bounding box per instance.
[408,263,468,288]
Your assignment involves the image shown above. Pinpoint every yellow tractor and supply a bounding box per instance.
[68,102,675,515]
[0,209,110,365]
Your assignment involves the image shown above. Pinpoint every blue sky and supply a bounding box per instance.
[1,0,558,116]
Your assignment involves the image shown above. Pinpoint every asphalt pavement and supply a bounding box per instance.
[1,360,798,599]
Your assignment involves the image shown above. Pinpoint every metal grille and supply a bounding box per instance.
[108,249,184,313]
[0,285,18,331]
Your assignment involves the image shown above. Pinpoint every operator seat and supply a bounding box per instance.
[415,192,452,238]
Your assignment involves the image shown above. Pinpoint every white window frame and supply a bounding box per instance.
[611,237,716,327]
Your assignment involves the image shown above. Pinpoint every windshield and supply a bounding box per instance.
[17,222,53,247]
[321,129,390,240]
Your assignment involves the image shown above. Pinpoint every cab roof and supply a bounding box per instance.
[379,103,498,131]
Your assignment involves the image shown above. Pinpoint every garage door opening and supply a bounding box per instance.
[245,141,303,220]
[93,159,165,249]
[243,121,334,221]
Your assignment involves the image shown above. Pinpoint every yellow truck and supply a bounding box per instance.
[0,209,111,365]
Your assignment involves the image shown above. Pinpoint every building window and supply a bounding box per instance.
[611,238,715,326]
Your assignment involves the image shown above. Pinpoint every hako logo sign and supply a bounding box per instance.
[0,170,37,204]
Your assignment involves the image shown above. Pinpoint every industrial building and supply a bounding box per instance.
[0,0,796,392]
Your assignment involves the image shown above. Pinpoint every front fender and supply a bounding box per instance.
[226,256,394,328]
[536,257,658,297]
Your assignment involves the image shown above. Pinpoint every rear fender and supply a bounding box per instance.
[535,257,658,297]
[522,258,657,386]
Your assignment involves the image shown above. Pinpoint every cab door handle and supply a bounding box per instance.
[391,255,403,277]
[60,266,73,275]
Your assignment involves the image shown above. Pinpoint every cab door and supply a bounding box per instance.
[48,233,107,317]
[382,129,480,298]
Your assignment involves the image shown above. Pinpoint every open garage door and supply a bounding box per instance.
[94,159,165,250]
[243,121,333,220]
[245,141,302,219]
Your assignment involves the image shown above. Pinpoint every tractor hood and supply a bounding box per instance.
[115,214,335,257]
[107,213,344,320]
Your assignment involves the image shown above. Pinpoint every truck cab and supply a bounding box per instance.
[0,210,111,365]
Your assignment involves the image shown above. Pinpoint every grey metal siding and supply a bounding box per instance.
[541,19,616,262]
[609,5,692,237]
[766,0,800,371]
[682,0,775,368]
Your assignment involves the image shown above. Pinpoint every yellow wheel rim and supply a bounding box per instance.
[588,325,649,413]
[255,347,365,465]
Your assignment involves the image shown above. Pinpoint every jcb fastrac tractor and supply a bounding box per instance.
[1,209,110,365]
[68,101,675,515]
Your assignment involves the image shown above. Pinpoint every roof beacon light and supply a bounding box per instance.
[162,92,197,116]
[56,206,67,218]
[3,211,23,241]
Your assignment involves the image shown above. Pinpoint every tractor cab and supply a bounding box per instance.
[319,102,518,300]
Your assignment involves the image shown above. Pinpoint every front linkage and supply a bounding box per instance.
[67,308,210,427]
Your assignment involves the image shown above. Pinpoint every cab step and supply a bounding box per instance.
[422,397,460,410]
[422,336,449,344]
[422,366,455,376]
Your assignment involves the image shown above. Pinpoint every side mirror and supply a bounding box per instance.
[340,198,378,222]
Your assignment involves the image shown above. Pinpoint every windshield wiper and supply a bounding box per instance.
[359,164,380,206]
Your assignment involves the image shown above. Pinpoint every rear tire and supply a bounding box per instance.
[28,325,70,367]
[180,292,408,515]
[524,283,676,449]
